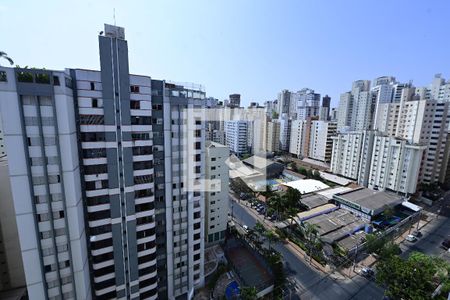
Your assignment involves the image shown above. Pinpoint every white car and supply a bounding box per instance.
[406,234,417,242]
[242,225,249,232]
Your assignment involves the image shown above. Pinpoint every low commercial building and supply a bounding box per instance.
[242,156,284,179]
[333,187,404,221]
[282,179,330,195]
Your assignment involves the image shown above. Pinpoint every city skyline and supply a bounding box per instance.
[2,0,450,106]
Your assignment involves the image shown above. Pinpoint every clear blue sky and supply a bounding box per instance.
[1,0,450,107]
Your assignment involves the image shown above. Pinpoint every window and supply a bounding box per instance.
[90,82,95,90]
[194,142,201,150]
[0,71,6,82]
[130,85,140,93]
[52,76,60,86]
[92,98,98,108]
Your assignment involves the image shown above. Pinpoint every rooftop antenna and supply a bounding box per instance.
[113,8,116,26]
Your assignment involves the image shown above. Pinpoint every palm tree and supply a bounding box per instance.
[254,221,266,242]
[303,223,320,265]
[286,207,299,233]
[267,193,282,220]
[0,52,14,66]
[265,230,279,250]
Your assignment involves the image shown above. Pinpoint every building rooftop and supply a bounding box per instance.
[316,186,353,200]
[334,187,403,215]
[319,171,353,186]
[242,156,277,169]
[300,194,330,209]
[206,141,228,149]
[283,179,330,195]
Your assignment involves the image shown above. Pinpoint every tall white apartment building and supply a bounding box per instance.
[308,121,337,163]
[337,80,372,131]
[279,113,291,152]
[0,24,206,300]
[205,142,229,245]
[293,88,321,121]
[277,90,291,116]
[0,68,91,300]
[337,92,352,130]
[350,80,372,131]
[224,120,248,155]
[361,135,425,194]
[266,120,280,153]
[331,131,368,180]
[372,79,450,186]
[289,120,306,158]
[331,130,424,194]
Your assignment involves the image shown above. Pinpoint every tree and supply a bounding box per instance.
[382,205,395,221]
[364,233,387,255]
[298,166,307,176]
[254,221,267,240]
[284,187,301,208]
[376,252,450,299]
[264,230,279,250]
[0,51,13,66]
[312,170,321,179]
[259,184,274,200]
[240,286,258,300]
[303,223,321,264]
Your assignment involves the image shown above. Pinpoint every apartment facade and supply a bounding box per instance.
[205,142,229,245]
[0,24,206,300]
[331,130,424,194]
[224,120,248,155]
[279,114,291,152]
[337,80,373,132]
[308,121,337,163]
[293,88,321,121]
[266,120,280,153]
[0,67,91,300]
[361,135,424,194]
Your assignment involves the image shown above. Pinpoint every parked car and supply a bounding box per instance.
[269,214,277,221]
[412,230,422,238]
[442,238,450,250]
[360,267,375,279]
[406,234,417,242]
[242,225,249,232]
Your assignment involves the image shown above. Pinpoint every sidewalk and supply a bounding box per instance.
[231,195,331,276]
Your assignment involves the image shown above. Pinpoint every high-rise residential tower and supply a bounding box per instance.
[0,24,207,300]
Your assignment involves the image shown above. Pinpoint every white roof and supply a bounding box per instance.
[402,201,422,212]
[283,179,329,195]
[319,171,353,186]
[317,186,353,199]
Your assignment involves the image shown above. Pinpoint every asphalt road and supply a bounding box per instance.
[400,193,450,262]
[230,197,384,300]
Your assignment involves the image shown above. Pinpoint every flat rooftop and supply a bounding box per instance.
[316,186,353,200]
[306,209,361,236]
[334,187,403,214]
[319,171,353,186]
[283,179,330,195]
[301,194,329,209]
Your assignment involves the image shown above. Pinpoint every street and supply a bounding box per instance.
[400,192,450,262]
[229,196,384,300]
